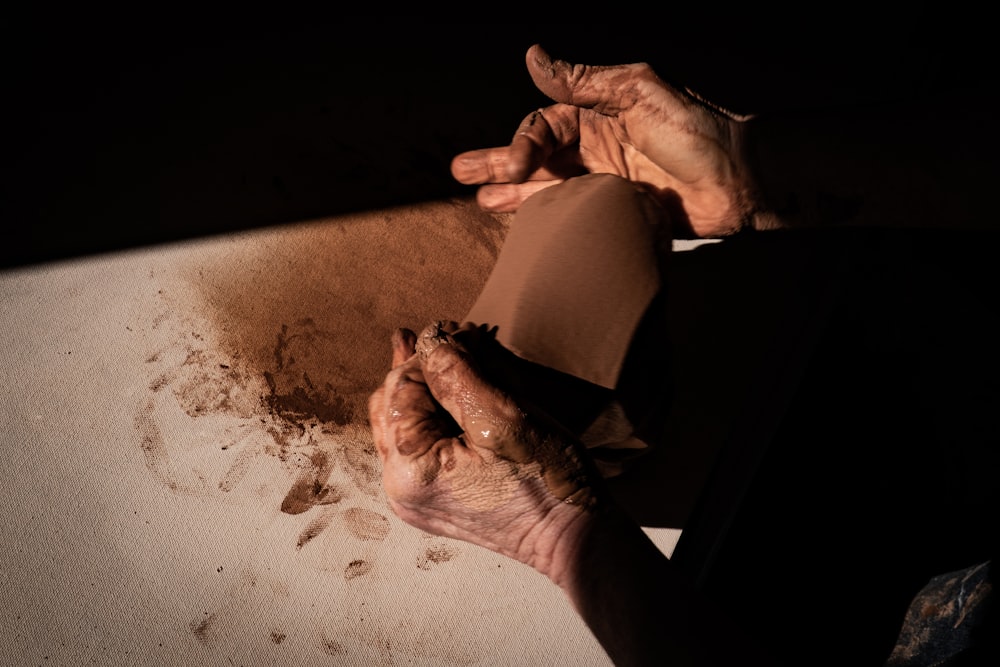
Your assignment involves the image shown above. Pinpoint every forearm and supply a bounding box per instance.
[742,88,998,234]
[547,503,778,666]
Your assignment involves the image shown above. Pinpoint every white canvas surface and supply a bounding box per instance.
[0,198,680,666]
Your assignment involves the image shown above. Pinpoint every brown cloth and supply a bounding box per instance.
[466,173,669,390]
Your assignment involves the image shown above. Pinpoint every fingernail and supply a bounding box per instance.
[392,327,416,353]
[416,320,450,361]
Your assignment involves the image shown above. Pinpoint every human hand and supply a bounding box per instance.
[367,321,599,579]
[450,44,759,238]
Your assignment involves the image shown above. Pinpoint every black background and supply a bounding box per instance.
[3,10,991,270]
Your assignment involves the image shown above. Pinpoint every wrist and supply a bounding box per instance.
[682,89,765,238]
[534,495,647,591]
[729,114,776,233]
[514,487,600,583]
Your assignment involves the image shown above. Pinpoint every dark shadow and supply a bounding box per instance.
[608,226,1000,666]
[2,13,983,270]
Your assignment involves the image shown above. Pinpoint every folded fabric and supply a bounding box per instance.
[465,173,672,477]
[466,173,669,390]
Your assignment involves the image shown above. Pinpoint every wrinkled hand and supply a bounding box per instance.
[450,44,758,238]
[368,321,599,577]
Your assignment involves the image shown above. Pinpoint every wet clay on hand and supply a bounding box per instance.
[413,321,599,507]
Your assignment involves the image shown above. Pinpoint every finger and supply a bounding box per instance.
[476,180,561,213]
[370,352,450,461]
[451,148,573,186]
[416,327,522,451]
[384,358,452,458]
[447,321,499,352]
[506,109,558,183]
[369,359,421,460]
[371,328,417,460]
[391,327,417,368]
[368,387,390,461]
[450,147,512,185]
[507,104,584,183]
[525,44,648,116]
[415,320,507,372]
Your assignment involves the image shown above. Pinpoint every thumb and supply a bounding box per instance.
[391,327,417,368]
[417,324,525,454]
[525,43,651,116]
